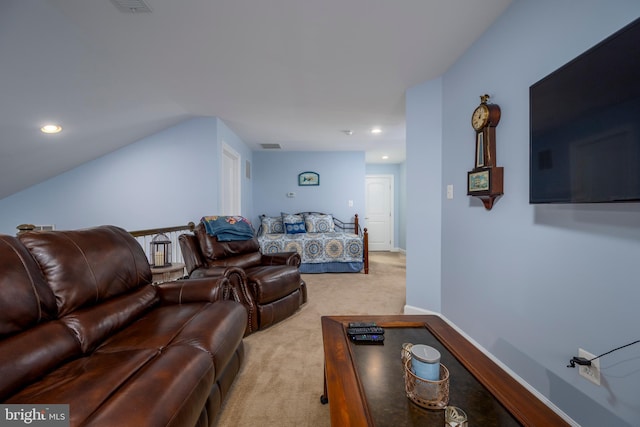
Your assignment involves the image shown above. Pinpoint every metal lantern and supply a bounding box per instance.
[150,233,171,267]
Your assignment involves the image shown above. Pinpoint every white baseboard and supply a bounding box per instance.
[377,247,405,253]
[401,306,579,426]
[403,304,433,315]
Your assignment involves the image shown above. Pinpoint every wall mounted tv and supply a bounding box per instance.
[529,17,640,204]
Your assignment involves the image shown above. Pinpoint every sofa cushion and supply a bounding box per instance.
[97,301,246,376]
[61,286,159,354]
[0,321,81,401]
[19,226,152,316]
[168,301,247,374]
[7,346,214,427]
[96,303,214,351]
[0,235,58,336]
[82,347,215,427]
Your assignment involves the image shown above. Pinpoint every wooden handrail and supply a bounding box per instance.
[129,222,195,237]
[16,222,197,237]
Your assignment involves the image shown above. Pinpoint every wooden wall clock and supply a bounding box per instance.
[467,94,503,210]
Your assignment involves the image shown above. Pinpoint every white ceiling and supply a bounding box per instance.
[0,0,512,200]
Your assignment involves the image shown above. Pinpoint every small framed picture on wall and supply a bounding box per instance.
[298,171,320,186]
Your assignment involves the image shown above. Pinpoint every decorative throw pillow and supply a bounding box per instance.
[281,213,306,234]
[261,216,284,234]
[284,222,306,234]
[304,213,335,233]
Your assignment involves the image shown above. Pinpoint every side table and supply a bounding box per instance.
[150,263,185,284]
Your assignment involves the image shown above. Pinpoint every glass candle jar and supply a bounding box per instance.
[410,344,441,381]
[445,406,468,426]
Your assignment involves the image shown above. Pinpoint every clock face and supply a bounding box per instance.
[472,105,489,131]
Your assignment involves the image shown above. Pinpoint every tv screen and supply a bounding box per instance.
[529,17,640,204]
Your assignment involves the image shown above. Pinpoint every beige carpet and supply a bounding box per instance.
[214,252,406,427]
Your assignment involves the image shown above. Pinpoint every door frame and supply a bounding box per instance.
[221,142,241,216]
[365,174,394,251]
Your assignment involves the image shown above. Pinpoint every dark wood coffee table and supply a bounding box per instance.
[321,315,570,427]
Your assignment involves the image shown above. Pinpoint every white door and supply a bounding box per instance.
[365,175,393,251]
[221,142,241,215]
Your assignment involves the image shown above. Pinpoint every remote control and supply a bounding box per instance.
[350,334,385,343]
[347,327,384,335]
[348,322,377,328]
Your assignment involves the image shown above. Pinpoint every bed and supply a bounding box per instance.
[257,212,369,273]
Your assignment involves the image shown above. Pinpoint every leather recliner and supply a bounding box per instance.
[179,222,307,334]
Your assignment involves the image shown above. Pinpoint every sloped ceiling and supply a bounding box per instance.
[0,0,512,199]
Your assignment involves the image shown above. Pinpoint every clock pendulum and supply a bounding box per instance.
[467,94,504,210]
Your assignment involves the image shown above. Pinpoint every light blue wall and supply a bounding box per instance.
[398,161,407,251]
[407,1,640,425]
[252,151,365,228]
[0,117,250,234]
[365,163,404,250]
[406,77,443,313]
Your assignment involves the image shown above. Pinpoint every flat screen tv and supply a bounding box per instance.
[529,17,640,204]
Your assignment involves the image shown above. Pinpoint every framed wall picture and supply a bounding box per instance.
[298,171,320,186]
[468,169,490,193]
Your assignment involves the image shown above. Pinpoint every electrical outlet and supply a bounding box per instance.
[446,184,454,199]
[578,348,600,386]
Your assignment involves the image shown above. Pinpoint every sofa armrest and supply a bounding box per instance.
[156,276,229,304]
[189,266,252,305]
[261,251,301,267]
[189,265,257,335]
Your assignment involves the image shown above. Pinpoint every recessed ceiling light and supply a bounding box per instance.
[110,0,152,13]
[371,127,382,134]
[382,155,389,160]
[342,130,353,136]
[41,124,62,134]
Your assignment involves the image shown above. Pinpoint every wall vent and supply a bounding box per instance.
[260,143,282,149]
[110,0,152,13]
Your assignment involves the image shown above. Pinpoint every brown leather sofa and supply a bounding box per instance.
[0,225,247,427]
[179,222,307,334]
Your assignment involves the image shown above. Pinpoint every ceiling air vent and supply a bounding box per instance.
[110,0,152,13]
[260,143,282,150]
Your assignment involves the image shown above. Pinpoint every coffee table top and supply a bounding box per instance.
[321,315,570,427]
